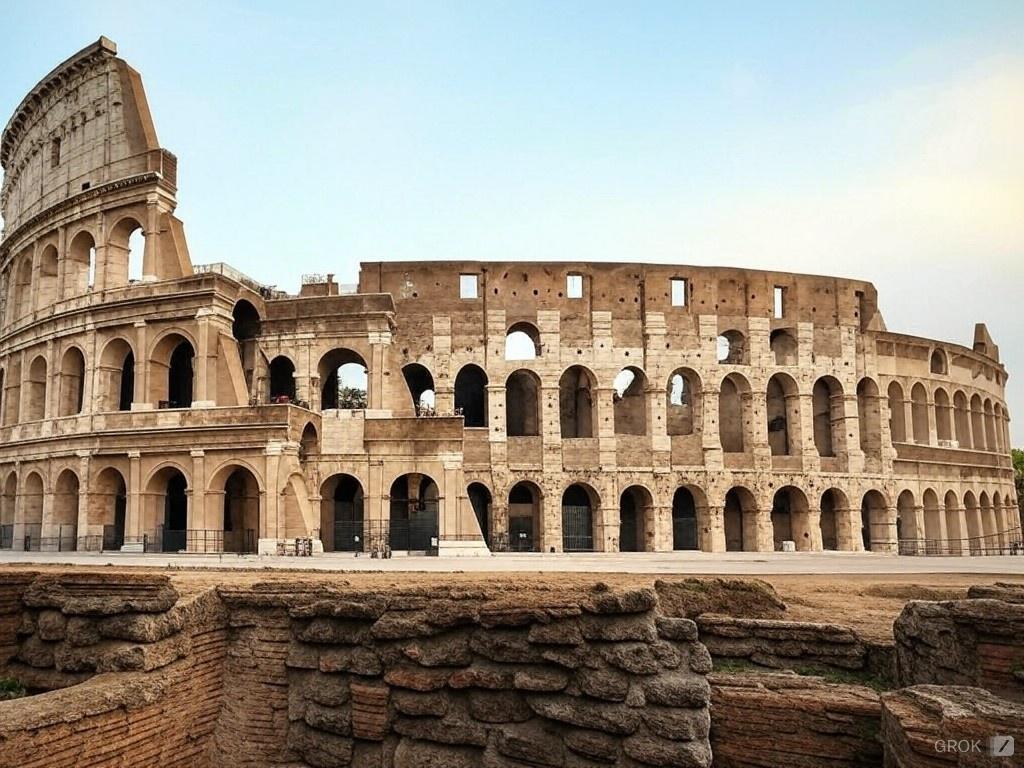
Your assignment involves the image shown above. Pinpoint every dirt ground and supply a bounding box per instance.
[3,564,1019,644]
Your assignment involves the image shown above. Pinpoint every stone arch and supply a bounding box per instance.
[505,322,540,360]
[402,363,435,415]
[771,486,811,551]
[67,229,97,297]
[812,376,844,457]
[454,364,488,428]
[52,469,80,550]
[983,399,997,453]
[389,473,440,552]
[666,368,701,436]
[820,488,849,551]
[38,244,59,308]
[970,393,985,451]
[930,349,947,375]
[145,465,190,552]
[232,300,261,395]
[671,486,702,551]
[618,485,653,552]
[11,252,33,318]
[887,381,906,443]
[106,215,145,286]
[896,489,920,544]
[99,338,135,412]
[910,383,929,445]
[717,330,747,364]
[506,369,541,437]
[57,346,86,417]
[3,357,21,425]
[860,490,889,552]
[209,464,261,553]
[467,482,492,547]
[943,490,963,555]
[319,473,365,552]
[922,488,942,553]
[979,491,997,547]
[769,328,798,365]
[724,486,758,552]
[318,348,368,410]
[90,466,127,549]
[559,365,596,438]
[269,355,297,402]
[24,354,48,422]
[963,491,982,555]
[613,366,647,436]
[0,472,16,546]
[934,387,952,443]
[21,471,44,548]
[508,481,543,552]
[719,373,751,453]
[562,483,599,552]
[149,331,197,408]
[766,373,799,456]
[953,390,971,448]
[857,377,882,459]
[299,422,319,460]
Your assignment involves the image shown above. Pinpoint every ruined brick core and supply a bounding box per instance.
[0,38,1017,558]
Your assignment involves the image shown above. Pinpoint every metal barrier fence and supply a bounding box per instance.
[0,524,11,549]
[156,528,256,554]
[561,505,594,552]
[898,526,1023,556]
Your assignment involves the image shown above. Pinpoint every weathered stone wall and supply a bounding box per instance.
[894,593,1024,703]
[0,571,36,664]
[709,672,883,768]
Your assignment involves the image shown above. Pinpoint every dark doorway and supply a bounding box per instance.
[162,471,188,552]
[119,352,135,410]
[168,342,194,407]
[269,356,297,402]
[455,365,488,427]
[468,483,491,546]
[389,474,439,552]
[672,487,698,550]
[332,475,364,552]
[561,484,594,552]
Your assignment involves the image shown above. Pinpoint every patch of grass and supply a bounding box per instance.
[710,658,764,674]
[792,665,896,692]
[0,677,26,701]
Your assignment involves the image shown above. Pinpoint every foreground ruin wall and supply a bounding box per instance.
[0,38,1017,559]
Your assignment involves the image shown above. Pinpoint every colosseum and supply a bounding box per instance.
[0,37,1017,560]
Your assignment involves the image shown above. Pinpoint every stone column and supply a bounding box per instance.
[749,388,770,469]
[76,452,91,542]
[124,451,143,546]
[841,393,865,474]
[189,450,207,550]
[132,321,150,410]
[142,199,160,281]
[650,503,672,552]
[596,386,617,470]
[807,502,823,551]
[700,503,725,553]
[701,390,722,469]
[193,309,214,407]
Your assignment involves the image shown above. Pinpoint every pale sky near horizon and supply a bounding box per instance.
[2,1,1023,444]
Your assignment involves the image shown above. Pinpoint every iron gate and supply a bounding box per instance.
[561,505,593,552]
[0,524,11,549]
[508,517,535,552]
[389,498,439,552]
[672,513,698,550]
[332,500,364,552]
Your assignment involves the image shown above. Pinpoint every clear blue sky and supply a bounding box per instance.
[3,2,1023,443]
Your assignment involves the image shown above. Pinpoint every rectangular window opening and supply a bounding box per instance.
[773,286,785,318]
[566,273,583,299]
[459,273,479,299]
[50,137,61,168]
[671,277,688,307]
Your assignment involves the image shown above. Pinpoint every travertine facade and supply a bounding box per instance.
[0,39,1017,557]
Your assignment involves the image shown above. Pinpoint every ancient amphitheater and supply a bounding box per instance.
[0,38,1017,560]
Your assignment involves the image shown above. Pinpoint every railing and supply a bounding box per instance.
[38,525,79,552]
[156,527,256,554]
[561,505,594,552]
[0,524,12,549]
[898,527,1023,556]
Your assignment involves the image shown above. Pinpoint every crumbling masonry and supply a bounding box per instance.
[0,38,1017,557]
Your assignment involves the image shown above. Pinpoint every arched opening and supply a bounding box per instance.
[979,492,996,549]
[3,358,21,425]
[771,486,810,551]
[107,217,144,287]
[506,370,540,436]
[910,384,929,444]
[91,468,127,550]
[943,490,963,555]
[812,377,843,457]
[402,363,435,415]
[158,469,189,552]
[887,382,906,443]
[666,368,701,436]
[562,484,597,552]
[769,329,798,365]
[319,474,365,552]
[232,300,261,395]
[508,481,542,552]
[455,364,488,427]
[618,486,652,552]
[299,422,318,460]
[719,373,750,452]
[559,365,596,438]
[52,470,80,551]
[0,474,16,549]
[922,489,942,553]
[389,474,439,552]
[25,356,47,421]
[766,373,799,456]
[38,245,58,308]
[168,342,195,408]
[269,356,297,402]
[861,490,888,552]
[969,394,985,450]
[99,339,135,412]
[318,348,368,410]
[983,399,997,453]
[929,349,947,375]
[672,486,699,550]
[12,255,33,318]
[717,330,747,364]
[67,230,97,297]
[962,491,981,555]
[613,367,647,435]
[896,490,919,546]
[505,323,540,360]
[724,487,757,552]
[994,405,1006,454]
[820,489,847,551]
[468,482,492,547]
[934,388,952,443]
[221,468,260,553]
[22,473,44,550]
[857,378,882,459]
[953,391,971,448]
[57,347,86,417]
